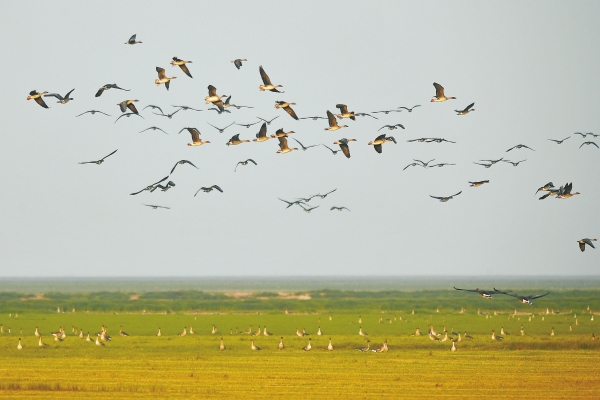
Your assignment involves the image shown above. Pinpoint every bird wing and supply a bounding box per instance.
[95,87,105,97]
[429,195,443,200]
[44,93,63,100]
[506,146,515,152]
[278,136,289,150]
[189,128,201,143]
[579,241,586,252]
[257,123,267,138]
[336,104,349,114]
[322,144,336,153]
[156,67,166,79]
[259,66,272,85]
[101,149,118,160]
[230,134,240,142]
[374,144,382,153]
[340,143,351,158]
[208,85,217,96]
[212,185,223,192]
[530,292,550,300]
[129,34,137,42]
[179,64,192,78]
[64,89,75,98]
[213,100,225,112]
[375,134,386,141]
[127,103,139,114]
[395,124,405,129]
[453,287,479,293]
[247,159,257,165]
[464,103,474,111]
[283,105,299,120]
[433,82,444,97]
[452,191,462,197]
[35,97,49,108]
[584,239,596,249]
[327,110,337,127]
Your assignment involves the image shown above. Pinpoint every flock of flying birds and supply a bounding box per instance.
[25,34,596,251]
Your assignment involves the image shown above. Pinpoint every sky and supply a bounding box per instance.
[0,1,599,277]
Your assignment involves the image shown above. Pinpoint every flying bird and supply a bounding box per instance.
[170,57,193,78]
[426,138,456,143]
[276,136,298,154]
[78,149,118,165]
[430,191,462,202]
[506,144,534,152]
[44,89,75,104]
[378,124,404,131]
[155,67,176,90]
[555,182,580,199]
[428,162,455,168]
[130,176,169,196]
[278,198,307,209]
[253,123,271,142]
[469,180,489,187]
[325,110,348,131]
[259,66,284,92]
[205,85,227,111]
[574,132,598,138]
[455,102,475,115]
[453,287,503,299]
[275,101,298,120]
[577,238,597,252]
[372,109,401,114]
[292,138,318,151]
[223,96,253,109]
[548,137,570,144]
[143,105,163,114]
[300,205,319,213]
[144,204,170,210]
[95,84,129,97]
[207,121,235,133]
[172,105,203,112]
[503,159,526,166]
[170,160,198,175]
[118,100,139,114]
[493,288,549,305]
[195,185,223,196]
[368,134,396,153]
[534,182,554,197]
[179,127,210,147]
[27,90,49,108]
[335,104,358,120]
[473,162,493,168]
[321,144,340,155]
[153,108,181,119]
[236,121,261,129]
[300,115,327,121]
[226,134,250,146]
[315,189,337,199]
[235,159,257,172]
[232,58,247,69]
[580,141,599,149]
[76,110,110,117]
[398,105,421,112]
[431,82,456,102]
[257,116,280,125]
[124,34,142,45]
[114,113,144,123]
[271,128,295,138]
[330,206,350,212]
[140,126,168,135]
[333,138,356,158]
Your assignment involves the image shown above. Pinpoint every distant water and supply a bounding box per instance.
[0,276,599,293]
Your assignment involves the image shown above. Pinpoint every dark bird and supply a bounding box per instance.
[271,128,294,138]
[428,162,455,168]
[292,138,318,151]
[226,134,250,146]
[44,89,75,104]
[124,34,142,45]
[321,144,340,155]
[179,127,210,147]
[431,82,456,102]
[144,105,163,114]
[76,110,110,117]
[170,160,198,175]
[333,138,356,158]
[473,162,493,168]
[236,121,261,129]
[27,90,49,108]
[278,198,307,209]
[330,206,350,212]
[95,84,129,97]
[235,159,257,172]
[407,138,432,143]
[78,149,118,165]
[315,189,337,199]
[506,144,534,152]
[155,67,176,90]
[534,182,554,197]
[493,288,549,305]
[208,107,231,114]
[503,159,526,166]
[144,204,170,210]
[426,138,456,143]
[455,102,475,115]
[372,109,401,114]
[275,101,298,120]
[574,132,599,138]
[300,116,327,121]
[140,126,168,135]
[130,176,169,196]
[453,287,503,299]
[257,116,280,125]
[118,100,139,114]
[580,141,599,149]
[368,134,396,153]
[480,158,504,164]
[430,191,462,202]
[378,124,405,131]
[578,238,597,252]
[153,181,176,192]
[170,57,193,78]
[172,105,203,112]
[259,66,284,92]
[232,58,247,69]
[114,113,144,123]
[194,185,223,196]
[300,205,319,213]
[548,137,570,144]
[355,112,378,119]
[469,180,489,187]
[207,121,235,133]
[398,105,421,112]
[153,108,181,119]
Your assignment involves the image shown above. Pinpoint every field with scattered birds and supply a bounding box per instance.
[1,287,600,399]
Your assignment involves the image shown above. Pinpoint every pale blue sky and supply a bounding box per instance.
[1,1,599,277]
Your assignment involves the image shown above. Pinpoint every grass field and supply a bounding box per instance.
[1,306,600,399]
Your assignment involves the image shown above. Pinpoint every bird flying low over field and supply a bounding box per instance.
[45,89,75,104]
[493,288,549,305]
[453,287,503,299]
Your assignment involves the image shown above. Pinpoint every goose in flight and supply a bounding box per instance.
[195,185,223,196]
[207,121,235,133]
[300,115,327,121]
[236,121,261,129]
[271,128,295,138]
[257,116,280,125]
[275,101,299,120]
[480,158,504,165]
[325,110,348,131]
[453,287,502,299]
[321,144,340,155]
[398,105,421,112]
[506,144,534,152]
[172,105,203,112]
[333,138,356,158]
[232,58,247,69]
[124,34,142,44]
[428,162,455,168]
[469,180,489,187]
[208,107,230,114]
[152,181,175,193]
[76,110,111,117]
[130,176,169,195]
[534,182,554,197]
[555,182,580,199]
[372,109,401,114]
[493,288,549,305]
[335,104,357,120]
[315,189,337,199]
[170,160,198,175]
[300,205,319,213]
[95,83,130,97]
[179,127,210,147]
[548,136,570,144]
[538,187,561,200]
[368,134,396,153]
[455,102,475,115]
[79,149,118,165]
[574,132,599,138]
[277,136,298,154]
[403,158,434,170]
[153,108,181,119]
[580,141,599,149]
[426,138,456,143]
[227,134,250,146]
[144,204,170,209]
[503,159,526,166]
[235,159,257,172]
[140,126,168,135]
[292,138,318,151]
[205,85,227,111]
[431,82,456,102]
[118,99,139,114]
[430,191,462,202]
[253,123,271,142]
[279,198,307,209]
[222,95,253,110]
[330,206,350,211]
[259,66,284,92]
[578,238,597,252]
[27,90,49,108]
[407,138,432,143]
[44,89,75,104]
[170,57,193,78]
[473,162,493,168]
[143,104,163,114]
[378,124,404,131]
[155,67,176,90]
[115,112,143,123]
